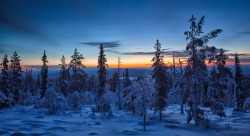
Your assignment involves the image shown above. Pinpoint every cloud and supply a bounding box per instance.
[121,51,155,55]
[82,41,122,48]
[226,53,250,63]
[239,31,250,35]
[0,11,58,46]
[165,50,190,58]
[226,53,250,57]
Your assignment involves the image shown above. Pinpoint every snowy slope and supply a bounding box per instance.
[0,104,249,136]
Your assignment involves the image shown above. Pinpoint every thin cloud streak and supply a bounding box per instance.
[0,11,59,46]
[82,41,122,48]
[106,49,190,58]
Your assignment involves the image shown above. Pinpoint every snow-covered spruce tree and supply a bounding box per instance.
[234,53,248,113]
[151,39,169,120]
[177,62,192,114]
[69,48,87,93]
[40,50,48,98]
[58,55,70,96]
[200,48,231,118]
[207,66,226,118]
[214,48,233,107]
[9,51,22,103]
[0,54,12,108]
[95,43,110,113]
[184,15,222,126]
[215,48,232,79]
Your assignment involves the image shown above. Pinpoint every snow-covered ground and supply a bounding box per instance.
[0,104,249,136]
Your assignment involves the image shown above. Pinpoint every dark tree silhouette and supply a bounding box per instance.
[215,48,232,79]
[0,54,10,98]
[41,50,48,98]
[96,43,110,112]
[69,48,86,93]
[203,48,231,118]
[59,55,70,96]
[10,51,22,103]
[184,15,222,126]
[151,39,168,120]
[234,53,248,113]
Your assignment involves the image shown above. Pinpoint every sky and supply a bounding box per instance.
[0,0,250,69]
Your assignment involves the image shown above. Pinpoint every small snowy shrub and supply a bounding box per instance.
[243,97,250,111]
[93,84,114,115]
[28,96,40,105]
[225,122,232,128]
[68,91,81,110]
[81,91,95,104]
[43,87,67,114]
[19,90,32,105]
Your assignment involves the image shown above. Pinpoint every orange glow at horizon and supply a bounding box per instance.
[19,59,250,70]
[87,63,153,68]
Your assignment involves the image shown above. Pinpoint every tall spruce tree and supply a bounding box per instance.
[151,39,168,120]
[215,48,232,79]
[41,50,48,98]
[234,53,248,112]
[184,15,222,125]
[59,55,69,96]
[69,48,86,92]
[96,43,109,112]
[10,51,22,102]
[0,54,11,98]
[207,66,226,118]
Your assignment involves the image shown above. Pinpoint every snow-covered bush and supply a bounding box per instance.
[122,75,154,116]
[28,95,40,105]
[42,87,67,114]
[122,86,137,115]
[18,90,32,105]
[243,97,250,111]
[81,91,95,104]
[0,91,11,109]
[95,96,112,115]
[68,91,81,110]
[93,83,113,116]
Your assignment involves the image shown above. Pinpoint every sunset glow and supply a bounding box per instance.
[0,0,250,69]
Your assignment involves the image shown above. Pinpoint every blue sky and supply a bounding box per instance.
[0,0,250,67]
